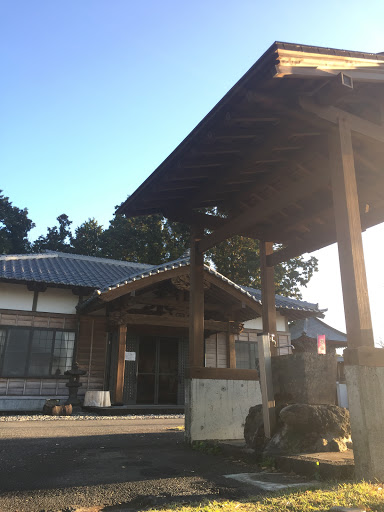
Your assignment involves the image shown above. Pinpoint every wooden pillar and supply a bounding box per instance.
[258,333,276,438]
[227,321,236,369]
[114,324,127,404]
[260,241,278,355]
[189,229,205,368]
[330,118,374,349]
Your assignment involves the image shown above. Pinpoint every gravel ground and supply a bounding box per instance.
[0,417,259,512]
[0,413,185,421]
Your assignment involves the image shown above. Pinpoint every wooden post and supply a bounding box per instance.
[227,320,236,368]
[114,324,127,404]
[258,333,276,438]
[189,229,205,368]
[330,118,374,349]
[260,241,278,355]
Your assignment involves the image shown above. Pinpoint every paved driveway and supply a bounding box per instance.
[0,417,260,511]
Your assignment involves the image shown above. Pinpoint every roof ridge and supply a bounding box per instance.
[0,251,153,268]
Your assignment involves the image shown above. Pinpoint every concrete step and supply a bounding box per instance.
[276,450,355,480]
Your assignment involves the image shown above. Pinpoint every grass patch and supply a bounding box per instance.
[143,482,384,511]
[191,440,222,455]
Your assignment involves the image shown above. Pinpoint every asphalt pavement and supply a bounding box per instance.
[0,417,262,512]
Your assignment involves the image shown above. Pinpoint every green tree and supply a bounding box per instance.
[72,218,104,257]
[162,218,190,261]
[33,214,73,253]
[100,213,165,264]
[207,235,318,299]
[0,190,35,254]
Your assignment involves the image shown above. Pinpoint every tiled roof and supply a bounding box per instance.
[84,255,322,315]
[290,317,347,344]
[242,286,320,314]
[0,251,322,316]
[0,251,152,289]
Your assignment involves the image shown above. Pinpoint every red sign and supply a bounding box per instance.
[317,335,326,354]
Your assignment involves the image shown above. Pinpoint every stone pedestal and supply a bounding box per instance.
[272,352,338,405]
[185,378,262,442]
[344,347,384,480]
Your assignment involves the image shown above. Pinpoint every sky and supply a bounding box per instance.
[1,0,384,340]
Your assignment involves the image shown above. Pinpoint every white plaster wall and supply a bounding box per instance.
[37,288,79,314]
[244,312,288,332]
[185,379,262,441]
[0,283,34,311]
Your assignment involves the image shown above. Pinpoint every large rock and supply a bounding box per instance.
[265,404,352,455]
[279,404,350,437]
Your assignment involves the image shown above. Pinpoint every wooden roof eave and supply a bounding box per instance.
[116,41,282,217]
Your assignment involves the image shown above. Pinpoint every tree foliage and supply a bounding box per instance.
[1,191,318,298]
[32,214,72,253]
[0,190,35,254]
[72,218,104,257]
[207,236,318,299]
[100,213,165,264]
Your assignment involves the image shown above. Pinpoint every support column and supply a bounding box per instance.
[227,320,236,369]
[260,241,277,355]
[330,117,384,480]
[189,229,205,369]
[330,118,374,348]
[258,333,276,438]
[114,324,127,404]
[259,240,277,437]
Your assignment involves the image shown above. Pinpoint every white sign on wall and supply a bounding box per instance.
[125,352,136,361]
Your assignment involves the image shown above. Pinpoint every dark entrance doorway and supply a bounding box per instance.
[136,336,179,404]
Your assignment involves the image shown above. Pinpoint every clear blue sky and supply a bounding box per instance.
[1,0,384,336]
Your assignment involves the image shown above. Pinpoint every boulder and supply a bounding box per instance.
[279,404,350,437]
[265,404,352,455]
[244,403,352,455]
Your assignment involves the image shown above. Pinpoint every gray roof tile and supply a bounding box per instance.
[0,252,322,315]
[0,251,152,289]
[290,317,347,344]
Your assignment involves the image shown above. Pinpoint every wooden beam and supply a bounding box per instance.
[300,96,384,144]
[199,165,331,253]
[121,296,223,312]
[330,117,374,349]
[109,312,231,331]
[203,272,263,316]
[163,209,226,230]
[313,72,354,106]
[189,230,205,368]
[187,367,258,380]
[114,325,127,404]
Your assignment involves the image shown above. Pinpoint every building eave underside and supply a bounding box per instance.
[117,42,384,263]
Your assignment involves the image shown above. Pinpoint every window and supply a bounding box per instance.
[235,331,259,370]
[0,327,75,377]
